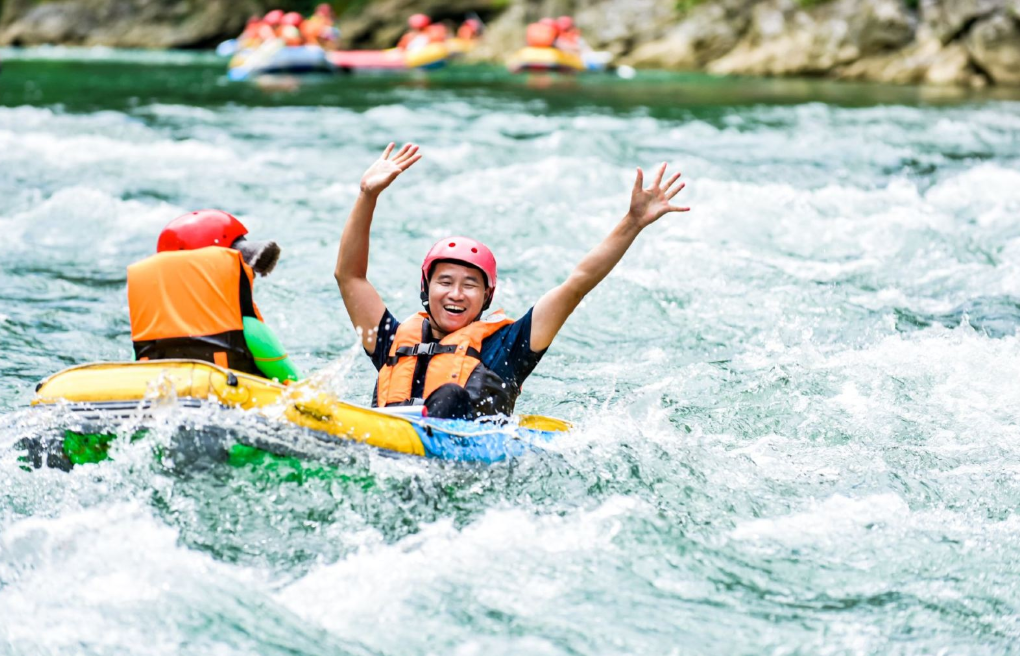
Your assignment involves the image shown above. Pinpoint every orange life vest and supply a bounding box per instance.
[127,247,263,375]
[397,30,422,50]
[526,23,558,48]
[375,311,518,415]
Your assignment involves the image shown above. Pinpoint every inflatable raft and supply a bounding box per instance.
[327,42,449,72]
[228,41,335,80]
[507,47,613,74]
[27,360,569,467]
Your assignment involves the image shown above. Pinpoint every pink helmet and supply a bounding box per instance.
[408,13,431,30]
[282,11,303,26]
[420,237,497,311]
[556,16,575,31]
[263,9,284,25]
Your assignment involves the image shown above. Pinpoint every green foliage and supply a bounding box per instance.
[797,0,832,7]
[676,0,708,14]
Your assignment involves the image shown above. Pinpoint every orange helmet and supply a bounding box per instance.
[408,13,431,30]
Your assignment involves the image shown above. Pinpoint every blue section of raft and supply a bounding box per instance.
[412,417,558,462]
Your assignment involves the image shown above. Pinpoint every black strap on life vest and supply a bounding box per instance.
[383,318,484,401]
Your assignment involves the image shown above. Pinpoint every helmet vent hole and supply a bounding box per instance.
[448,242,456,247]
[471,247,478,253]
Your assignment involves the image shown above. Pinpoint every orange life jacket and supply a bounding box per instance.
[127,247,263,375]
[397,30,421,50]
[375,311,518,415]
[526,23,558,48]
[301,16,325,45]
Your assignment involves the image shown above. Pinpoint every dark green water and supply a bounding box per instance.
[3,48,1020,655]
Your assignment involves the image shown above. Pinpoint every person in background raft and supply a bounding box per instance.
[525,17,559,48]
[127,210,301,383]
[553,16,587,54]
[280,12,305,46]
[302,3,340,50]
[237,15,263,50]
[457,17,483,42]
[397,13,432,50]
[334,144,689,420]
[259,9,285,42]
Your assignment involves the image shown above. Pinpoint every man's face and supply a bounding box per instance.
[428,262,487,334]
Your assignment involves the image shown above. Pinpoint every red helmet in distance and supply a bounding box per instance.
[420,236,497,311]
[263,9,284,25]
[408,13,431,30]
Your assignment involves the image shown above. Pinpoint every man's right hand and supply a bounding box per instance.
[360,142,422,196]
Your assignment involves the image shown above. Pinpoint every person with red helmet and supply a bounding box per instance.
[397,13,432,50]
[127,210,300,383]
[553,16,585,54]
[526,18,559,48]
[334,143,689,420]
[279,11,305,46]
[457,17,482,42]
[258,9,285,42]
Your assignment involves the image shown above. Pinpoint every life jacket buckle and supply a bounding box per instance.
[412,342,437,357]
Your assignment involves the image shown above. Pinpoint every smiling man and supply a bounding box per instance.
[335,143,688,419]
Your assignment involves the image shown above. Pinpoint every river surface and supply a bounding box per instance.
[2,48,1020,655]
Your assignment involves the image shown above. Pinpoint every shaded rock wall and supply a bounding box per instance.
[0,0,263,48]
[2,0,1020,86]
[615,0,1020,86]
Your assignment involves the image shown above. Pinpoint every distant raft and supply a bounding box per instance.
[508,47,613,74]
[228,41,335,80]
[28,360,570,467]
[327,42,449,72]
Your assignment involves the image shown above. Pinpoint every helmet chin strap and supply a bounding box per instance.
[420,283,436,322]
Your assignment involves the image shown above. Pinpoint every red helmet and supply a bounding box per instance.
[556,16,575,31]
[282,11,303,26]
[263,9,284,25]
[408,13,431,30]
[539,17,557,27]
[157,210,248,252]
[420,237,497,311]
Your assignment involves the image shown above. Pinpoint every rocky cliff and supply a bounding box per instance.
[2,0,1019,87]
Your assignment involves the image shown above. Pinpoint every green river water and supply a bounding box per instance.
[2,48,1020,655]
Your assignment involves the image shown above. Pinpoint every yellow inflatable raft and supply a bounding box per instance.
[507,47,586,73]
[31,360,570,463]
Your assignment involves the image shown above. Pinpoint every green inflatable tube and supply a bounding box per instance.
[243,317,301,382]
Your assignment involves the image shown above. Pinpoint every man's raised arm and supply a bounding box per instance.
[335,142,421,353]
[531,162,689,352]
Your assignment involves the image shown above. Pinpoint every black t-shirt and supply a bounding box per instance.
[367,307,546,397]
